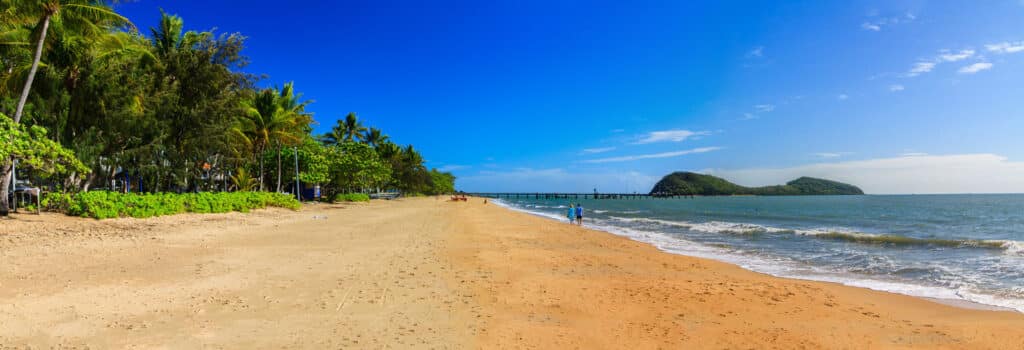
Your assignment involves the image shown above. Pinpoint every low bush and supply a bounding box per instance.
[65,191,301,219]
[333,193,370,202]
[41,192,73,212]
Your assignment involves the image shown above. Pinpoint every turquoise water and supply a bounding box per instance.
[493,194,1024,311]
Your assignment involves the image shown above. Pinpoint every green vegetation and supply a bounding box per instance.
[65,191,300,219]
[649,172,863,196]
[0,2,456,217]
[333,193,370,202]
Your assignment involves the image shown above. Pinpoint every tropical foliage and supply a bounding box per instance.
[0,2,456,216]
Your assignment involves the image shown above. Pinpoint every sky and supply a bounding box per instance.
[114,0,1024,194]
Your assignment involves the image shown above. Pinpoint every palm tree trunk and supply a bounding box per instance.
[0,15,51,215]
[257,145,265,192]
[275,143,282,193]
[0,162,12,216]
[13,14,50,124]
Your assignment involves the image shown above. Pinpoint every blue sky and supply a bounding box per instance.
[115,1,1024,194]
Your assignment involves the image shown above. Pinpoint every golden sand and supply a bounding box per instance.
[1,197,1023,348]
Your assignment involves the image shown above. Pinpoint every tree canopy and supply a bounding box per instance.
[0,4,455,214]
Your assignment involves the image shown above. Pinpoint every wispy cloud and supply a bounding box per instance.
[939,49,975,62]
[904,49,975,77]
[907,62,936,77]
[705,153,1024,194]
[889,84,905,92]
[635,129,709,144]
[746,46,764,58]
[740,113,758,120]
[986,41,1024,54]
[837,94,849,100]
[861,12,915,31]
[958,62,993,74]
[861,22,881,31]
[437,164,469,172]
[754,104,775,113]
[581,147,616,154]
[583,147,721,164]
[814,152,851,158]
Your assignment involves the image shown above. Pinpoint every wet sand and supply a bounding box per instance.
[2,197,1023,348]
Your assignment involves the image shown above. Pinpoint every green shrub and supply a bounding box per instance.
[333,193,370,202]
[65,191,301,219]
[41,192,73,212]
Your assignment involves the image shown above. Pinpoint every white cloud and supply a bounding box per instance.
[861,22,881,31]
[814,152,850,158]
[457,168,659,193]
[889,84,905,92]
[958,62,993,74]
[907,62,936,76]
[581,147,616,154]
[635,129,709,144]
[861,13,914,31]
[837,94,849,100]
[986,41,1024,54]
[437,164,469,172]
[740,113,758,120]
[704,153,1024,194]
[903,49,976,77]
[754,104,775,113]
[939,49,975,62]
[901,152,929,157]
[747,46,764,58]
[583,147,721,164]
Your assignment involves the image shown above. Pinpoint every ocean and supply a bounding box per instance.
[492,194,1024,312]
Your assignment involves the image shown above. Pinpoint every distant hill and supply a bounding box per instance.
[649,172,864,196]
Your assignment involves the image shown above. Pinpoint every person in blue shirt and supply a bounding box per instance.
[575,203,583,225]
[566,204,575,223]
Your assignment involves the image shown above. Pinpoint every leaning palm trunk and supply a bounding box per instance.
[0,15,51,215]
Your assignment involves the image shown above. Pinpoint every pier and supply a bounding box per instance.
[466,193,692,199]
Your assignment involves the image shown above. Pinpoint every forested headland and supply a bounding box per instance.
[0,1,455,217]
[649,172,864,196]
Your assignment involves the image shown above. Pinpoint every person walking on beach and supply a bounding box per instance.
[575,203,584,225]
[567,204,575,223]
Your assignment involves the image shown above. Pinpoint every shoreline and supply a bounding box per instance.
[458,196,1024,348]
[489,197,1024,314]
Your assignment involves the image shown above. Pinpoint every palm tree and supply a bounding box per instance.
[362,127,389,148]
[233,84,310,192]
[323,112,367,144]
[271,82,311,192]
[0,0,129,215]
[5,0,131,124]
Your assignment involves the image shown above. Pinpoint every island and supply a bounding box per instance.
[649,171,864,196]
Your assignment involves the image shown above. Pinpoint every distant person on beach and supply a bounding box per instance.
[575,203,583,225]
[567,204,575,223]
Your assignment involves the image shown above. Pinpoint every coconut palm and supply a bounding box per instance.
[362,127,389,148]
[323,112,367,144]
[4,0,131,124]
[233,83,310,192]
[0,0,130,215]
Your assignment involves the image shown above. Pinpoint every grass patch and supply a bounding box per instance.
[333,193,370,202]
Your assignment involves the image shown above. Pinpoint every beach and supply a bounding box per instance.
[2,197,1024,348]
